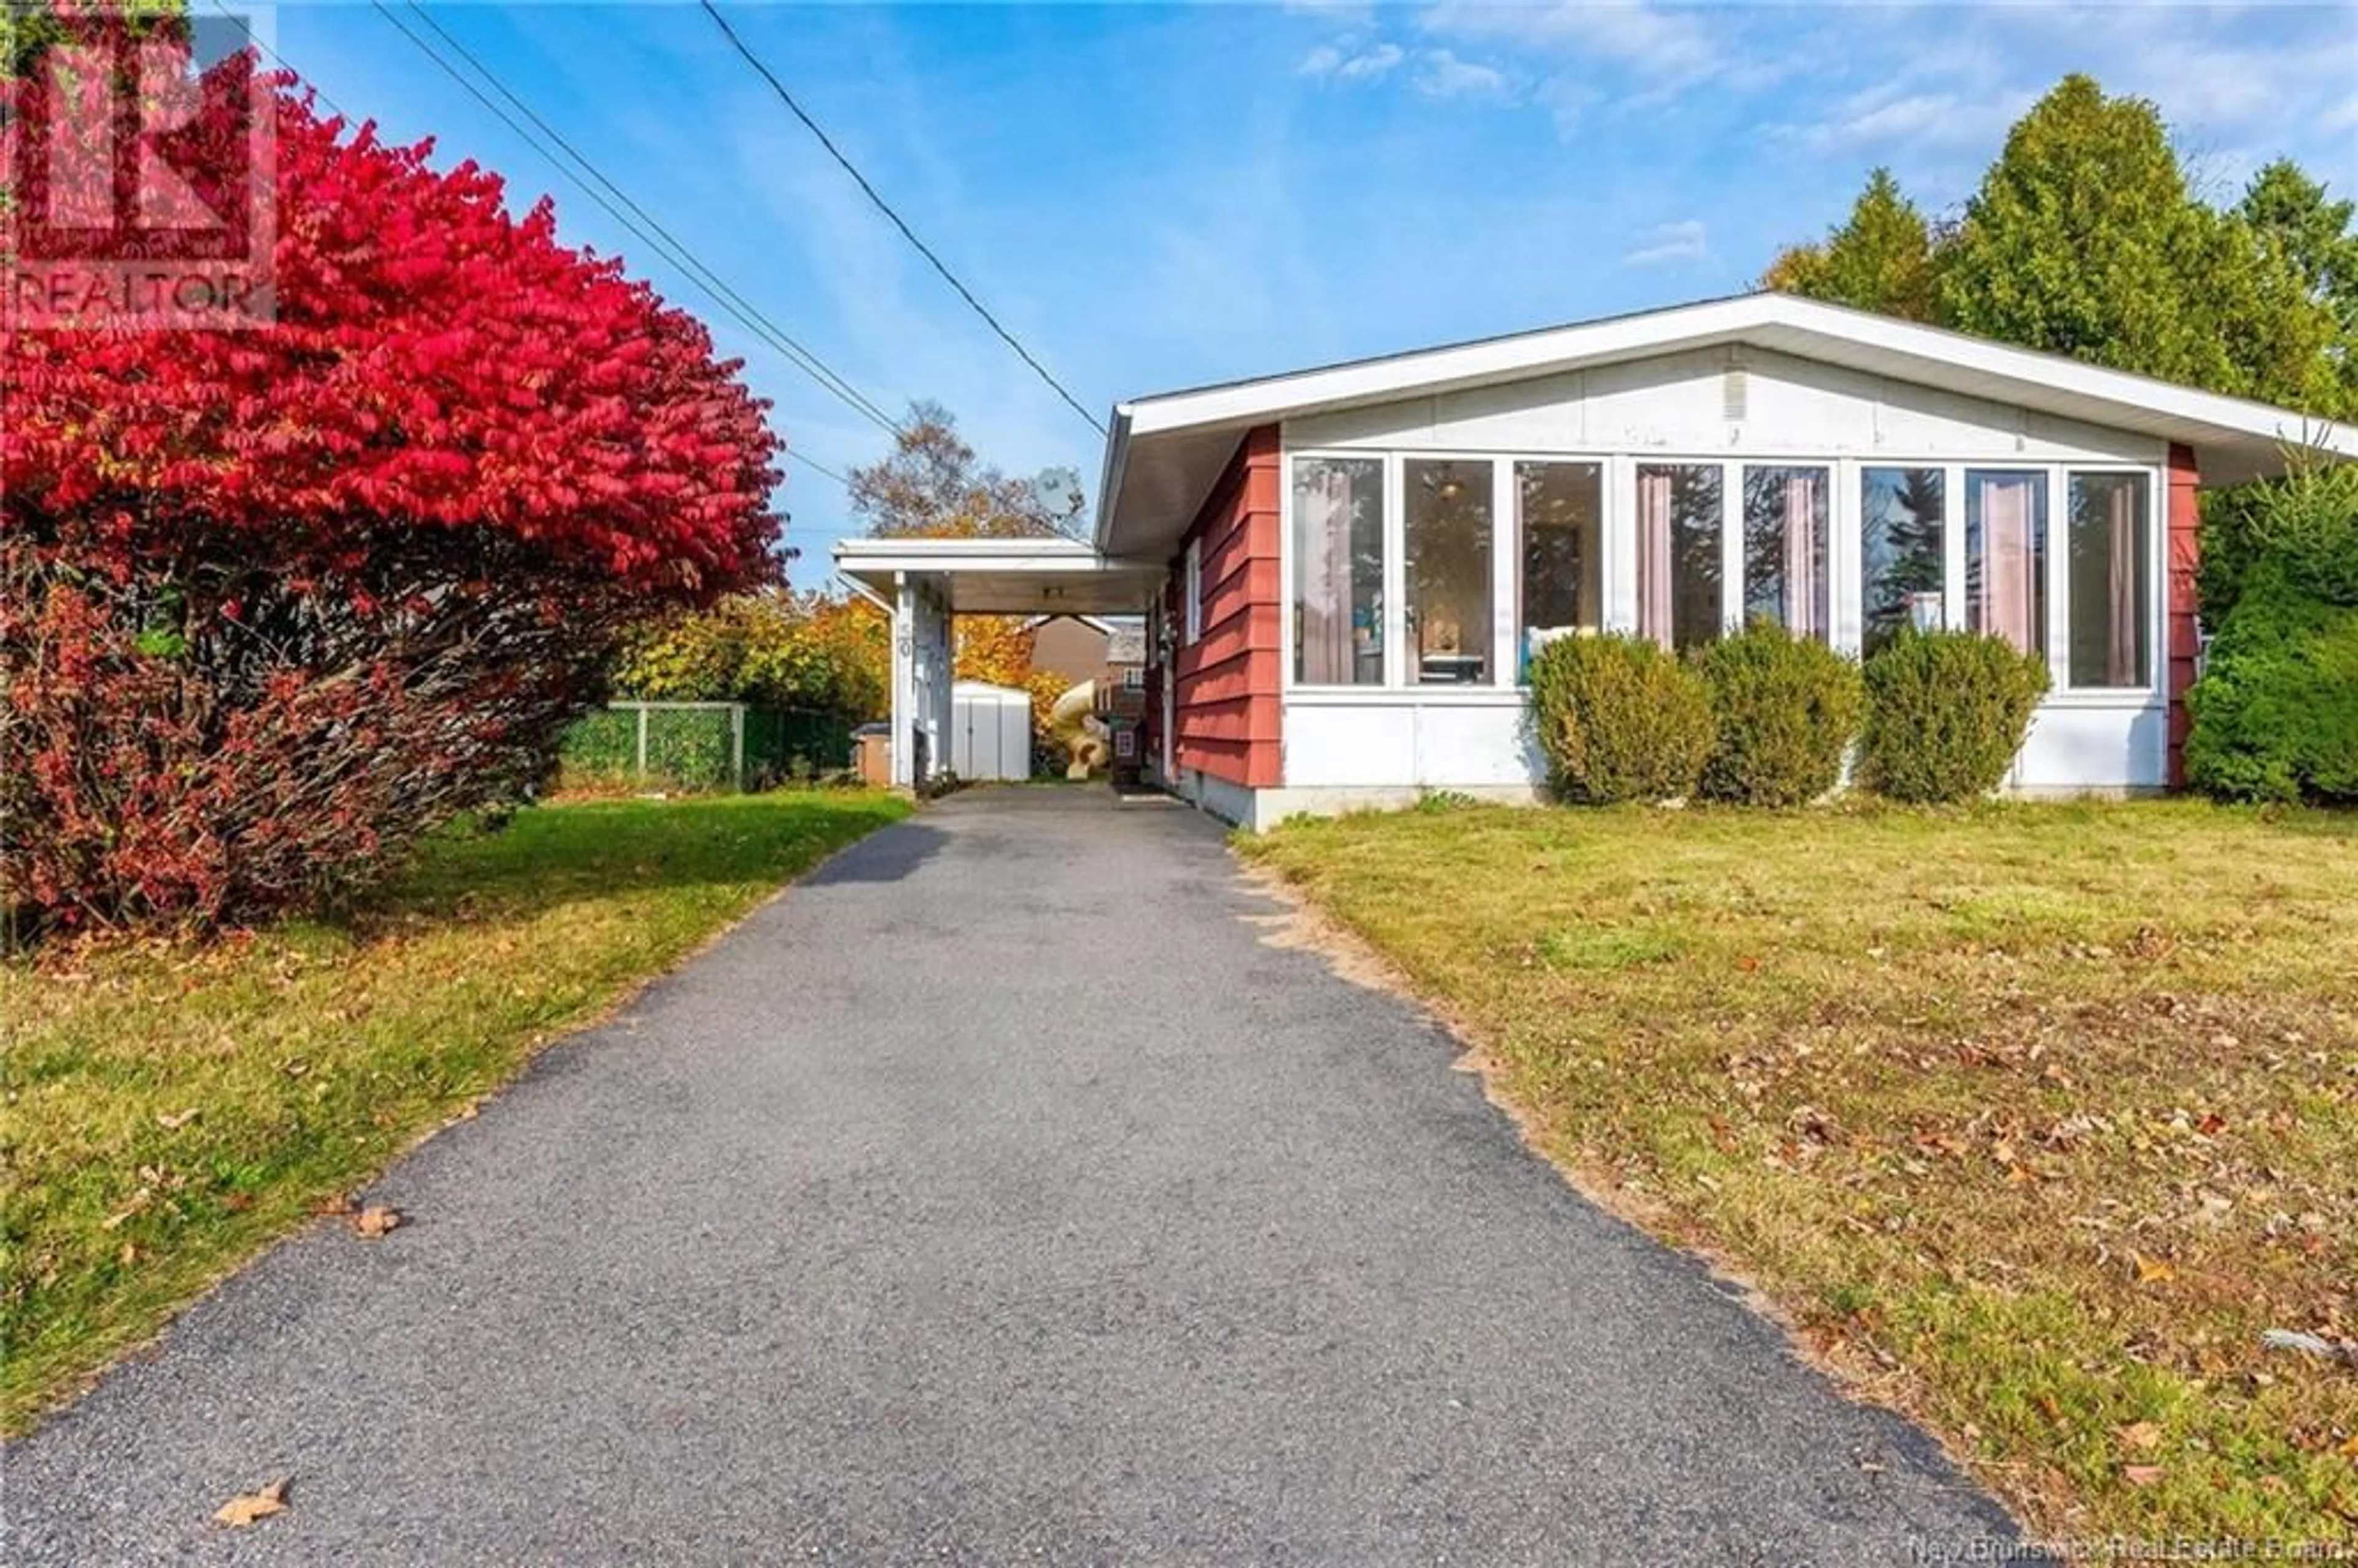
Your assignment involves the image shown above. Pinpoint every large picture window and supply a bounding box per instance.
[1966,468,2047,656]
[1741,465,1829,640]
[1636,463,1724,652]
[1405,459,1495,684]
[1292,456,1385,685]
[1516,460,1602,679]
[1861,467,1946,655]
[2066,472,2150,688]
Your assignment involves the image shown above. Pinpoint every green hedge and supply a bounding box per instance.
[1860,630,2049,803]
[1527,634,1714,805]
[2187,462,2358,804]
[1694,624,1863,806]
[644,707,734,790]
[2185,562,2358,803]
[558,708,640,785]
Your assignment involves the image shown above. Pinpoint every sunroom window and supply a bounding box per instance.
[1860,467,1946,654]
[1965,468,2048,656]
[1636,463,1724,653]
[1516,460,1602,678]
[2066,472,2150,688]
[1292,456,1385,686]
[1405,459,1495,684]
[1741,465,1830,640]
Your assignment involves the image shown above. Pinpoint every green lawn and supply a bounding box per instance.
[0,790,908,1433]
[1243,799,2358,1545]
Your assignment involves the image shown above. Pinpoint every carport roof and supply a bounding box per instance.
[833,536,1165,616]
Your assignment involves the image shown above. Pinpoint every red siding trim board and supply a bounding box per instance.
[1161,425,1283,791]
[2165,442,2201,788]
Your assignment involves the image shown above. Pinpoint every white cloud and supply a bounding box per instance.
[1299,40,1404,82]
[1623,219,1706,266]
[1423,0,1723,84]
[1415,49,1512,100]
[1788,85,2037,158]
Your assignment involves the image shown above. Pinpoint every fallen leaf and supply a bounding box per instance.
[2119,1421,2163,1451]
[214,1478,289,1527]
[2337,1432,2358,1460]
[314,1193,356,1217]
[1736,955,1761,973]
[155,1108,200,1131]
[2131,1251,2176,1284]
[2123,1464,2165,1488]
[351,1204,403,1240]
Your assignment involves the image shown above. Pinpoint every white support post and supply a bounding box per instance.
[890,572,916,788]
[730,703,746,791]
[927,582,952,785]
[634,703,648,781]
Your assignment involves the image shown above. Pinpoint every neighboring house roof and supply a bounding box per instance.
[1094,291,2358,556]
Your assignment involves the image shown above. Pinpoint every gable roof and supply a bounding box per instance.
[1095,291,2358,553]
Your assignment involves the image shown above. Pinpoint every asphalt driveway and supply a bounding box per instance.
[5,787,2026,1566]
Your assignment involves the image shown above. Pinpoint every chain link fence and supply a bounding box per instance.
[558,702,858,793]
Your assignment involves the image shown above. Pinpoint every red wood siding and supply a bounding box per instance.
[2165,442,2200,787]
[1164,425,1282,790]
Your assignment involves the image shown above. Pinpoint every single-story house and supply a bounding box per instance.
[837,292,2357,827]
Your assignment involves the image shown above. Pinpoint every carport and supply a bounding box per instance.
[835,537,1164,788]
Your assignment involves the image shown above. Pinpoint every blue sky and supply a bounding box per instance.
[272,1,2358,572]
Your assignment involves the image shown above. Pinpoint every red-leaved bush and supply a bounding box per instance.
[1,11,782,937]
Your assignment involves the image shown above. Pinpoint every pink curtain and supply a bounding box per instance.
[1782,471,1824,640]
[2106,482,2138,685]
[1637,470,1673,649]
[1977,475,2035,652]
[1298,468,1353,684]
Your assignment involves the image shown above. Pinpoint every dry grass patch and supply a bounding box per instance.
[1242,799,2358,1544]
[1,790,908,1432]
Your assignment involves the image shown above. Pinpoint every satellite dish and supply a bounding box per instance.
[1033,465,1083,522]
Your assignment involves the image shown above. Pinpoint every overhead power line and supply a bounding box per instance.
[389,1,903,447]
[214,0,868,497]
[353,0,891,487]
[696,0,1107,438]
[210,0,352,122]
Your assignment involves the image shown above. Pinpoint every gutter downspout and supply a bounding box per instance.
[1092,405,1135,553]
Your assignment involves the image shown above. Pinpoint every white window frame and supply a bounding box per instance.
[1510,455,1611,684]
[1854,460,1953,654]
[1275,446,2163,708]
[1283,448,1396,693]
[1398,450,1506,689]
[2054,465,2165,701]
[1626,456,1742,648]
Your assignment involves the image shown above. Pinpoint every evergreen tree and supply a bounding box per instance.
[1938,77,2224,382]
[1759,168,1942,322]
[1935,74,2341,413]
[2237,160,2358,416]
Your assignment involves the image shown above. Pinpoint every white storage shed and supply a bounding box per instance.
[950,681,1032,782]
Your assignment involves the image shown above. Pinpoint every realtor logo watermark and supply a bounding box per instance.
[3,2,278,328]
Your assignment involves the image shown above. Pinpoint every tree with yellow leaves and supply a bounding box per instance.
[849,404,1089,766]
